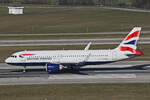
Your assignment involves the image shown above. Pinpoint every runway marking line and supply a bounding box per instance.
[48,74,136,79]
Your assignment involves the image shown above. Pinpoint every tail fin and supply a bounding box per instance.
[116,27,144,55]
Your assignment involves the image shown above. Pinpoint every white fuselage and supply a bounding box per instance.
[5,49,128,67]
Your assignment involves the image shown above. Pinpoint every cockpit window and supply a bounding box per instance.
[10,55,17,58]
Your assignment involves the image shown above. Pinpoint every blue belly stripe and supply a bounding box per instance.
[7,61,114,66]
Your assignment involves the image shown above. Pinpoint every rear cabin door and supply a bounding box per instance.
[112,51,117,60]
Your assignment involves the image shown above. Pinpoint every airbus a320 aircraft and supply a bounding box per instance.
[5,27,144,72]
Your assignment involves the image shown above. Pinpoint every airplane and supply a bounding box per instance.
[5,27,144,72]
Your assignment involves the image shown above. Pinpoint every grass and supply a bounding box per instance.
[0,33,150,40]
[0,44,149,62]
[0,83,150,100]
[0,7,150,34]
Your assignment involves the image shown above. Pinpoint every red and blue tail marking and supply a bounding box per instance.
[125,30,140,41]
[120,46,144,56]
[117,27,144,56]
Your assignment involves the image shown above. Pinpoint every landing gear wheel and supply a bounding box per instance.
[23,66,26,73]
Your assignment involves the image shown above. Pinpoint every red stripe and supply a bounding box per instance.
[19,54,35,56]
[125,30,140,41]
[120,46,135,53]
[135,50,144,55]
[120,46,144,55]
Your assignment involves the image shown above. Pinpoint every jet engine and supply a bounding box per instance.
[46,63,63,72]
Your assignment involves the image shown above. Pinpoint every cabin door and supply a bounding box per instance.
[20,56,26,63]
[112,51,117,60]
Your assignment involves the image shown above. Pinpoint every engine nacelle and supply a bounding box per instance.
[46,63,62,72]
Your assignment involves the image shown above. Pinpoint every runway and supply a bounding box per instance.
[0,31,150,36]
[0,38,150,46]
[0,61,150,85]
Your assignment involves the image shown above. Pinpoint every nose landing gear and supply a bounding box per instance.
[23,66,26,73]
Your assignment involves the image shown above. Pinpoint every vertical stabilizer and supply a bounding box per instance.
[115,27,144,55]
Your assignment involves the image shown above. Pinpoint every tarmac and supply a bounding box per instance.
[0,31,150,36]
[0,38,150,46]
[0,61,150,85]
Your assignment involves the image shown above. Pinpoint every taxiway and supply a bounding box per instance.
[0,38,150,46]
[0,31,150,36]
[0,61,150,85]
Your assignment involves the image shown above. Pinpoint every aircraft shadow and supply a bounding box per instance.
[80,64,150,71]
[55,64,150,75]
[11,69,46,73]
[11,64,150,75]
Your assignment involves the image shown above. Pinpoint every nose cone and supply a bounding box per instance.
[5,57,10,64]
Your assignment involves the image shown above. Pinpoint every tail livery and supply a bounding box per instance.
[117,27,144,56]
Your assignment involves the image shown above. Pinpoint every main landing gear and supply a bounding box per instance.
[23,66,26,73]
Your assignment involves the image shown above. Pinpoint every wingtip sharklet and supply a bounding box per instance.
[84,42,92,51]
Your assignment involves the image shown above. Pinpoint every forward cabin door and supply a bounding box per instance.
[20,56,26,63]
